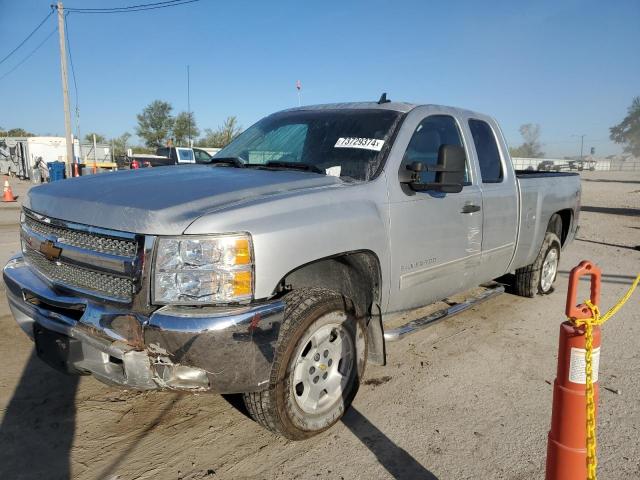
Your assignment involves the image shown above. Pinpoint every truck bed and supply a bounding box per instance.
[510,171,581,271]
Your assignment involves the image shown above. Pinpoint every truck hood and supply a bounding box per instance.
[26,166,342,235]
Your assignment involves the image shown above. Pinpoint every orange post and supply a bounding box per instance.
[546,261,602,480]
[73,163,80,177]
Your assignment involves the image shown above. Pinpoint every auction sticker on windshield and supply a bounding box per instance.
[334,137,385,151]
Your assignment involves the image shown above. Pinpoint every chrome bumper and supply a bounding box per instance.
[3,255,284,393]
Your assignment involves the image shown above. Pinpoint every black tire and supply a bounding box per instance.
[243,288,367,440]
[514,231,561,297]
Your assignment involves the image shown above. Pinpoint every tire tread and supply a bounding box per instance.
[514,231,560,297]
[243,288,353,438]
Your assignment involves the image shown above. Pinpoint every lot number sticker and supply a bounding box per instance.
[568,347,600,384]
[334,137,385,151]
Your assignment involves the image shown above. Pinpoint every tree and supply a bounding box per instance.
[510,123,544,158]
[135,100,175,148]
[198,116,242,148]
[84,132,107,144]
[0,127,35,137]
[111,132,132,157]
[610,96,640,158]
[173,112,200,146]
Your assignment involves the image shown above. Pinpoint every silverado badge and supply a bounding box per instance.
[39,240,62,261]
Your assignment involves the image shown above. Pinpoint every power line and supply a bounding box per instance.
[65,0,202,14]
[0,27,58,82]
[0,10,55,66]
[67,0,187,11]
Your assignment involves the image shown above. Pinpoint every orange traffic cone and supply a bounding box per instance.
[2,178,17,202]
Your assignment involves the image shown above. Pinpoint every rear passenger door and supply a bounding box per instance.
[467,118,518,280]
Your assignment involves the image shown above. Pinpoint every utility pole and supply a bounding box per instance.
[187,65,191,147]
[56,2,74,167]
[572,134,586,162]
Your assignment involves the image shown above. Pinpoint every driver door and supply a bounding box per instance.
[387,112,483,312]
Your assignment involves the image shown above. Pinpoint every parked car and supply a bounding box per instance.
[197,147,221,157]
[192,147,213,164]
[130,146,196,167]
[538,160,560,171]
[5,100,581,440]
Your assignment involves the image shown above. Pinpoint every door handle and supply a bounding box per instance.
[461,204,481,214]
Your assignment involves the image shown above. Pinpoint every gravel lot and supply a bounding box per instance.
[0,171,638,480]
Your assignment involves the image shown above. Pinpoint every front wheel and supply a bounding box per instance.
[243,288,367,440]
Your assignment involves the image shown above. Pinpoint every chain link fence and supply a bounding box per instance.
[512,157,640,172]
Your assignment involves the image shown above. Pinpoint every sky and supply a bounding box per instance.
[0,0,638,157]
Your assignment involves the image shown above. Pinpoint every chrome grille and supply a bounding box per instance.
[24,248,133,301]
[24,215,138,257]
[21,209,141,302]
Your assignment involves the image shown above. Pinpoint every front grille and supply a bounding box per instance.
[24,248,133,301]
[24,215,138,257]
[22,210,141,302]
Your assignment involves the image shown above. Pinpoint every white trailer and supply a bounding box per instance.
[0,136,111,181]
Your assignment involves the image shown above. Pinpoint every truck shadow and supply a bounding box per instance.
[582,179,640,185]
[580,205,639,217]
[342,406,439,480]
[95,394,180,480]
[575,237,640,252]
[0,351,78,480]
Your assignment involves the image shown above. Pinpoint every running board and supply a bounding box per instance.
[383,283,505,342]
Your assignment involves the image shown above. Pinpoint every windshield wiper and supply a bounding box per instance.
[262,160,324,174]
[210,156,246,168]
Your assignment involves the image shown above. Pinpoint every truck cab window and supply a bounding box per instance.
[177,148,194,162]
[468,119,503,183]
[194,149,212,163]
[402,115,468,184]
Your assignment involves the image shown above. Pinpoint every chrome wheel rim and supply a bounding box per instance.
[290,314,354,415]
[541,247,558,292]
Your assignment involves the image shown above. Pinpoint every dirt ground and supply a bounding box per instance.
[0,171,638,480]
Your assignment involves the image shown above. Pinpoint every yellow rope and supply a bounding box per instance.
[569,273,640,480]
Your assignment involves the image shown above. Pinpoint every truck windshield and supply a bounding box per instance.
[214,109,404,181]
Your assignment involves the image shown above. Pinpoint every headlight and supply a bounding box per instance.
[153,234,253,305]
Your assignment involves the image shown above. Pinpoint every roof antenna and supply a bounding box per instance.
[378,92,390,104]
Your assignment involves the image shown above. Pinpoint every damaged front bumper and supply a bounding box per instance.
[3,255,284,393]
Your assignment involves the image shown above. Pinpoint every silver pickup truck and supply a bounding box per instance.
[4,100,580,439]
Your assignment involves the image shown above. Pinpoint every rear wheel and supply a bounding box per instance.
[243,288,367,440]
[514,231,561,297]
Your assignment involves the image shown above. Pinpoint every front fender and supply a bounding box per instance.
[184,177,390,305]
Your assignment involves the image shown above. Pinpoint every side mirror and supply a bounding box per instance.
[436,144,466,186]
[401,144,466,193]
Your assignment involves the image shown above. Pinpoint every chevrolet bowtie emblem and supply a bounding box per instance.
[39,240,62,261]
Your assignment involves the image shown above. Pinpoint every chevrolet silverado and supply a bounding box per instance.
[4,99,581,439]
